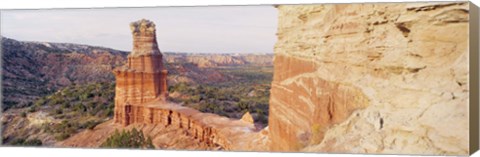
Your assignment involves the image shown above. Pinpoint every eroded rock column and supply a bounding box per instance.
[113,19,169,126]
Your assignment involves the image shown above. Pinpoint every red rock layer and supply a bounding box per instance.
[113,19,168,126]
[268,54,369,151]
[271,3,470,155]
[115,103,220,146]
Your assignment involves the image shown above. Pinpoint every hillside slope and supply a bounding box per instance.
[2,37,128,110]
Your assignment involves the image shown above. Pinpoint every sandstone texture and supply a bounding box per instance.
[241,112,255,125]
[270,2,470,155]
[129,19,162,57]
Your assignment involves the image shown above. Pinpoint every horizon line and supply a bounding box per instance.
[1,36,275,54]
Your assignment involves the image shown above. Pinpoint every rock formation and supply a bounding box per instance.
[105,19,267,150]
[269,2,470,155]
[61,101,267,150]
[241,112,254,125]
[113,19,169,126]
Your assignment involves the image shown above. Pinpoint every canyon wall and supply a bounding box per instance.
[269,2,470,155]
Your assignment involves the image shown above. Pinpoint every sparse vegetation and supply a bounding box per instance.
[8,138,43,146]
[34,82,115,141]
[1,37,127,112]
[169,66,272,126]
[101,128,154,149]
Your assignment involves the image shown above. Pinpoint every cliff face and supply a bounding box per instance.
[269,2,469,155]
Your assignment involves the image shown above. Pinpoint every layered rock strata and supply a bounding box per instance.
[270,2,469,155]
[113,19,169,126]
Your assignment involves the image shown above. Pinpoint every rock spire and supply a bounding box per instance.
[113,19,169,126]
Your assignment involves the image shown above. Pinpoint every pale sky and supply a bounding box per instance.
[1,6,277,53]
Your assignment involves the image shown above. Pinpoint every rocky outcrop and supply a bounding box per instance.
[269,2,469,155]
[57,120,217,150]
[129,20,162,57]
[241,112,254,125]
[60,101,268,151]
[113,19,169,126]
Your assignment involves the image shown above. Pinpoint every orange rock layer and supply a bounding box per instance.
[113,19,169,126]
[270,2,470,155]
[268,54,369,151]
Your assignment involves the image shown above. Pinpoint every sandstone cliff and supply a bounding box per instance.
[269,2,469,155]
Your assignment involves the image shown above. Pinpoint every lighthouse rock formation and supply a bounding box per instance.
[113,19,169,126]
[59,19,268,150]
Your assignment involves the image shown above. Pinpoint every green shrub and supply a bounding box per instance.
[101,128,154,149]
[28,106,37,113]
[20,112,27,118]
[55,133,70,141]
[170,67,273,126]
[55,108,63,114]
[83,120,101,130]
[9,138,42,146]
